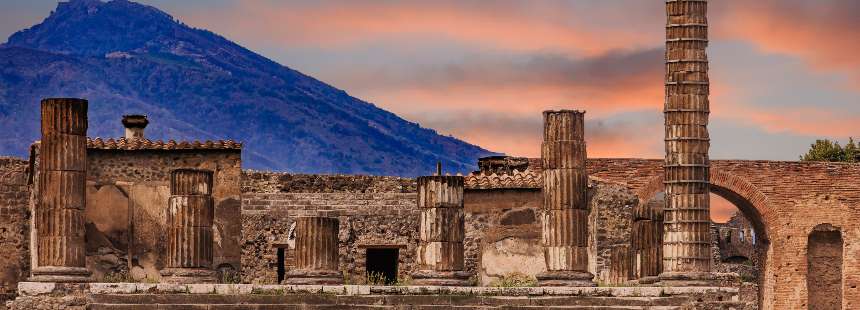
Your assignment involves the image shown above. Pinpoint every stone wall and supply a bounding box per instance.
[241,173,638,286]
[713,213,759,281]
[241,191,418,284]
[242,171,415,193]
[588,180,636,284]
[27,147,243,283]
[0,158,29,303]
[464,188,542,285]
[84,149,243,282]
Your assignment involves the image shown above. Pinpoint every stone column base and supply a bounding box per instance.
[160,268,217,284]
[284,269,343,285]
[536,270,595,287]
[657,272,717,287]
[637,276,659,285]
[30,266,91,283]
[411,270,474,286]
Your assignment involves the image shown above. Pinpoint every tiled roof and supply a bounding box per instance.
[86,137,242,150]
[465,169,542,189]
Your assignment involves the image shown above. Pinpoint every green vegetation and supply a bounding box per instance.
[394,275,413,286]
[101,270,132,283]
[488,272,537,287]
[220,269,242,284]
[365,271,388,285]
[800,138,859,163]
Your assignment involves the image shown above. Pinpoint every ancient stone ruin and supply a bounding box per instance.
[0,1,858,309]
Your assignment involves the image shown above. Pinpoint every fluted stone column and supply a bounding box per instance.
[536,110,594,287]
[608,245,633,285]
[31,98,91,282]
[632,203,663,284]
[412,175,473,286]
[285,216,343,284]
[661,0,714,285]
[160,169,217,283]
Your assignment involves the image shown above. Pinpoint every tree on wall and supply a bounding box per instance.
[800,138,858,162]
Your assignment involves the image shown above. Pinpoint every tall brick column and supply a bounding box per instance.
[412,175,473,286]
[536,110,595,287]
[160,169,217,283]
[31,98,91,282]
[632,203,663,284]
[285,216,343,284]
[661,0,714,285]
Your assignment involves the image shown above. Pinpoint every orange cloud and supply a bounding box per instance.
[190,1,657,56]
[714,0,860,88]
[171,0,857,157]
[713,101,860,138]
[711,193,739,223]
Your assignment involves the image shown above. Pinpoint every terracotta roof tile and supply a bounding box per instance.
[86,137,242,151]
[465,169,542,189]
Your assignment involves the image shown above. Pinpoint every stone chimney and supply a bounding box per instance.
[121,114,148,139]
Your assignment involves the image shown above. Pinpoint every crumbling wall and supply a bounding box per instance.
[80,149,242,282]
[241,173,419,284]
[588,180,636,284]
[465,179,636,285]
[242,171,415,194]
[0,157,29,303]
[464,189,542,285]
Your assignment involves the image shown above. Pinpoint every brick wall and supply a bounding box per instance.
[584,158,860,309]
[0,157,29,303]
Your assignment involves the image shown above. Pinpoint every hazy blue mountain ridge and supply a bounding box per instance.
[0,0,495,176]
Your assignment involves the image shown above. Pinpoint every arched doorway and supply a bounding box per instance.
[636,172,771,308]
[807,224,843,310]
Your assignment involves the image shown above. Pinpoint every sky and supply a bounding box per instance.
[2,0,858,222]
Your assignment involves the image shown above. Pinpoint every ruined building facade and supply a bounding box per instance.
[1,1,859,309]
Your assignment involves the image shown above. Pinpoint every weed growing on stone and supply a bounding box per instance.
[394,275,412,286]
[101,270,133,283]
[488,272,537,287]
[365,271,387,285]
[251,288,285,295]
[220,269,242,284]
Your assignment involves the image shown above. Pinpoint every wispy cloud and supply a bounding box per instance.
[714,0,860,88]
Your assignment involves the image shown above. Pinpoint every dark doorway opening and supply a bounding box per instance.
[277,248,286,284]
[366,248,399,285]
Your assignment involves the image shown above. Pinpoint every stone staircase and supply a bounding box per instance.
[8,283,753,310]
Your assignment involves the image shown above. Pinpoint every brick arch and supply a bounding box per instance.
[636,170,772,241]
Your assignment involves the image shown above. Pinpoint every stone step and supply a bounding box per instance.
[90,294,691,307]
[88,304,670,310]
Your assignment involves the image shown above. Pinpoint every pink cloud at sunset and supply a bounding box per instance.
[714,0,860,87]
[154,0,858,163]
[5,0,850,226]
[191,1,660,56]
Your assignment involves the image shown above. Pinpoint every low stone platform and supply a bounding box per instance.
[8,282,750,309]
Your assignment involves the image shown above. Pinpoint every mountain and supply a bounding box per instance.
[0,0,496,176]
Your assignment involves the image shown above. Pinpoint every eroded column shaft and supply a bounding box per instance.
[632,203,663,281]
[162,169,216,283]
[33,98,90,282]
[538,110,594,286]
[286,216,342,284]
[293,217,339,271]
[663,0,712,277]
[608,245,633,285]
[413,175,471,286]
